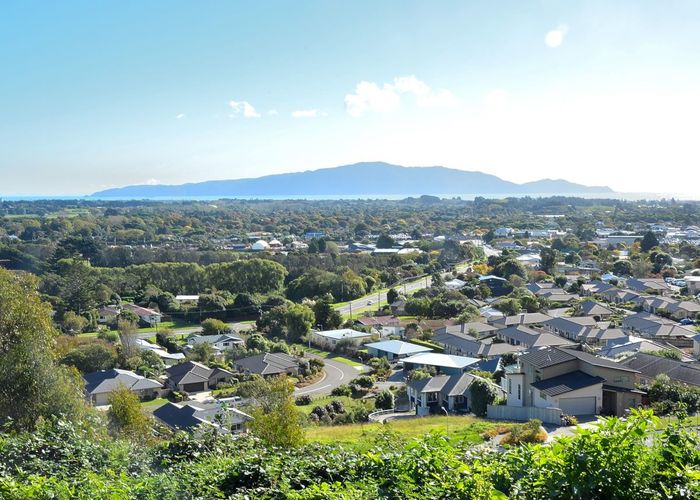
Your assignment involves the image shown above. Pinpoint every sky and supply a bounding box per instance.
[1,0,699,195]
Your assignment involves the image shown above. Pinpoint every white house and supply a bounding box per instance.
[310,328,373,350]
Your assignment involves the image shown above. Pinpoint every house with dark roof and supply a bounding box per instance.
[579,301,614,319]
[432,330,525,359]
[434,322,499,338]
[619,352,700,388]
[495,325,575,348]
[621,312,696,342]
[407,373,505,416]
[501,346,643,416]
[489,312,552,329]
[165,361,234,393]
[542,316,602,341]
[627,278,672,296]
[234,352,299,377]
[154,401,251,434]
[83,369,163,405]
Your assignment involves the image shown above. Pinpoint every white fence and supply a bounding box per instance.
[487,405,562,425]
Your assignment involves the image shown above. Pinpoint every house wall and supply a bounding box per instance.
[532,384,602,412]
[582,365,637,390]
[504,372,525,407]
[486,404,562,424]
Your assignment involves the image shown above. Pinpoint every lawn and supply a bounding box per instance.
[295,395,360,415]
[295,345,364,368]
[79,320,195,338]
[140,398,168,408]
[305,415,505,450]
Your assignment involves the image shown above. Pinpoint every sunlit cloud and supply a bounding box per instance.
[291,109,327,118]
[545,25,569,48]
[229,100,261,118]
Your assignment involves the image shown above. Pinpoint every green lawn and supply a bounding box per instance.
[140,397,168,407]
[295,345,364,368]
[305,415,504,450]
[79,320,195,338]
[296,395,358,415]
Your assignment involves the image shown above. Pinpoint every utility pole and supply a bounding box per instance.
[349,301,353,320]
[377,290,381,311]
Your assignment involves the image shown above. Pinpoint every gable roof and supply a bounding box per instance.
[580,301,614,316]
[235,352,299,375]
[154,402,251,431]
[531,371,605,396]
[402,352,480,369]
[365,340,433,356]
[314,328,372,340]
[408,373,478,396]
[498,325,575,347]
[519,346,639,373]
[619,352,700,387]
[83,368,162,395]
[166,361,214,385]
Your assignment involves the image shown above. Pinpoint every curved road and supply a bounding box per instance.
[295,354,366,397]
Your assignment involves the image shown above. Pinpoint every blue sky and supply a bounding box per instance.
[1,1,699,195]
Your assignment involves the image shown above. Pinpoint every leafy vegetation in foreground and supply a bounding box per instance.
[0,410,699,499]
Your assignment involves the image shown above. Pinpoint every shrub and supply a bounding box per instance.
[561,414,578,426]
[375,390,394,410]
[469,378,499,417]
[501,419,548,445]
[331,384,352,397]
[295,395,312,406]
[353,375,375,389]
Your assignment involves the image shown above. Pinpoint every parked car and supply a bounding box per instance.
[679,318,694,326]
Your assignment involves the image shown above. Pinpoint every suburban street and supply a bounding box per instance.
[295,353,366,397]
[334,275,432,317]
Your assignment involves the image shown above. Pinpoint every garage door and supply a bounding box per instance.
[559,396,596,415]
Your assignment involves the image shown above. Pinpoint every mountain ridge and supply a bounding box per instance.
[92,162,613,197]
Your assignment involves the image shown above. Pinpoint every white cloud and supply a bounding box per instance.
[291,109,327,118]
[228,100,261,118]
[344,76,458,116]
[545,25,569,48]
[267,109,279,116]
[175,113,185,119]
[145,178,160,185]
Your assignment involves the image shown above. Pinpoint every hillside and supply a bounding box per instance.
[92,162,613,197]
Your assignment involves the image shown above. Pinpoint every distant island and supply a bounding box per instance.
[92,162,613,198]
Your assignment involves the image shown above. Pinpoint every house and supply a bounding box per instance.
[407,373,505,416]
[599,288,640,304]
[175,295,200,304]
[579,301,614,319]
[310,328,373,350]
[165,361,234,393]
[621,312,696,342]
[390,298,406,316]
[401,352,480,375]
[489,312,552,328]
[97,305,120,324]
[542,316,600,341]
[434,322,499,338]
[234,352,299,377]
[444,278,467,290]
[665,300,700,320]
[432,330,526,358]
[516,254,541,268]
[686,276,700,295]
[600,335,690,361]
[501,346,643,416]
[154,401,251,434]
[626,278,672,296]
[355,316,404,337]
[577,327,627,346]
[619,352,700,388]
[186,334,244,352]
[121,303,162,325]
[135,338,186,366]
[251,240,270,251]
[83,369,163,406]
[538,290,579,304]
[365,340,433,360]
[496,325,576,348]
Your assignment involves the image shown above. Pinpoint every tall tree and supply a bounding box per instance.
[248,377,304,447]
[640,231,660,253]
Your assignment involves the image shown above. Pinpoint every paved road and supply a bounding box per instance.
[135,321,255,340]
[295,354,366,397]
[334,276,432,317]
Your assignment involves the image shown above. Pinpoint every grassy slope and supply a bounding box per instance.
[305,415,503,450]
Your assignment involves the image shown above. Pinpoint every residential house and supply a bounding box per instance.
[355,316,404,337]
[627,278,672,296]
[434,322,499,338]
[501,346,643,416]
[599,288,640,304]
[478,275,510,296]
[135,338,186,366]
[234,352,299,377]
[621,312,696,343]
[365,340,432,360]
[97,305,120,324]
[401,352,480,375]
[620,352,700,388]
[516,254,541,268]
[579,301,614,319]
[83,369,162,406]
[542,316,601,341]
[390,298,406,316]
[496,325,576,348]
[444,278,467,290]
[489,312,552,329]
[154,402,251,434]
[432,330,526,358]
[165,361,234,393]
[121,303,162,325]
[407,373,505,416]
[186,334,244,353]
[577,327,627,346]
[310,328,373,350]
[175,295,200,304]
[686,276,700,295]
[600,335,690,361]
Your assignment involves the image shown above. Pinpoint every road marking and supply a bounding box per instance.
[296,384,332,395]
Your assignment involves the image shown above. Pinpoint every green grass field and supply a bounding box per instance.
[305,415,504,450]
[295,345,364,367]
[295,395,360,415]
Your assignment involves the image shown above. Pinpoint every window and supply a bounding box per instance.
[427,392,439,402]
[517,384,521,400]
[508,379,512,394]
[540,391,547,401]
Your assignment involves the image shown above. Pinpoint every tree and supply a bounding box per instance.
[0,269,87,430]
[386,288,400,306]
[612,260,633,276]
[539,248,557,275]
[469,378,499,417]
[107,386,152,440]
[376,234,395,249]
[456,305,479,324]
[375,390,394,410]
[640,231,660,253]
[495,298,521,316]
[188,343,215,364]
[117,318,139,359]
[201,318,229,336]
[248,377,304,447]
[61,343,117,373]
[285,303,315,343]
[61,311,89,335]
[312,296,342,330]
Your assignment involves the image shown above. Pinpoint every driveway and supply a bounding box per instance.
[295,354,366,397]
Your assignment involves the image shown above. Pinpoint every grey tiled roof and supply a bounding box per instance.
[620,352,700,387]
[531,371,605,396]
